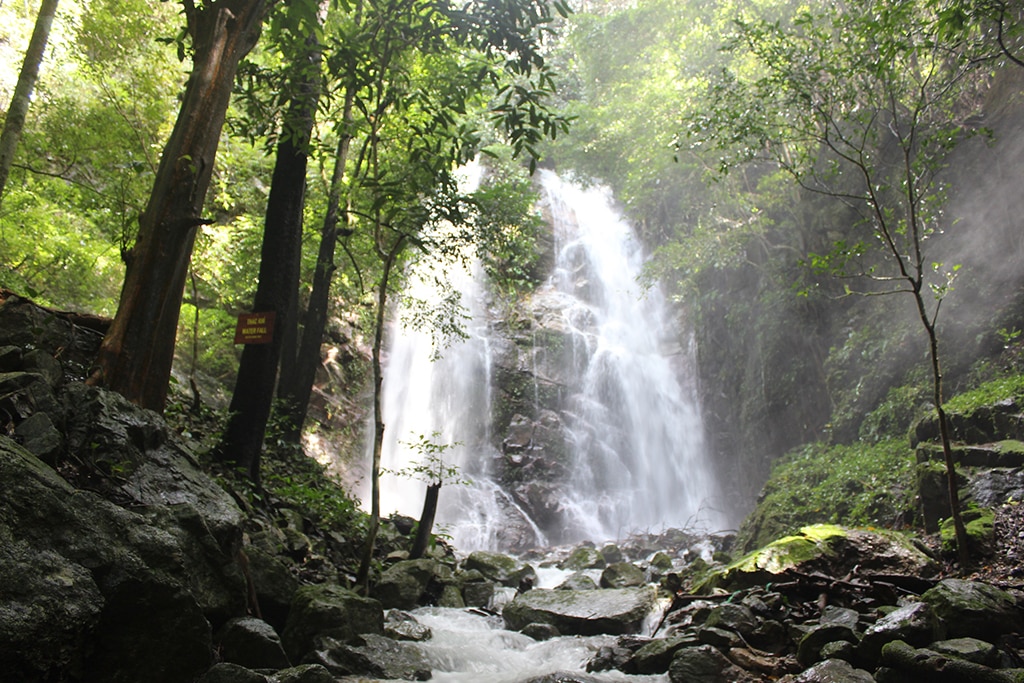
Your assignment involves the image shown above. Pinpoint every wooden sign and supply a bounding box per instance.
[234,311,276,345]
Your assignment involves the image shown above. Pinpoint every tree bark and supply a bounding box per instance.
[357,234,407,591]
[0,0,60,208]
[216,37,321,482]
[409,482,441,560]
[92,0,268,412]
[278,90,355,441]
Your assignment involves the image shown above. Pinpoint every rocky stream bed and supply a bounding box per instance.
[2,292,1024,683]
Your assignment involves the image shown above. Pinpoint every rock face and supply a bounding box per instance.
[0,436,220,682]
[503,586,657,635]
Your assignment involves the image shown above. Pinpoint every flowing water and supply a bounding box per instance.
[373,170,723,551]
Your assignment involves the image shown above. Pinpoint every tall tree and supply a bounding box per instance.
[0,0,59,209]
[688,0,993,566]
[91,0,270,412]
[215,2,326,483]
[348,0,571,588]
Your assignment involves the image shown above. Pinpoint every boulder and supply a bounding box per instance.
[374,557,449,609]
[922,578,1024,641]
[197,663,269,683]
[281,584,383,662]
[463,550,537,588]
[270,665,335,683]
[627,635,700,674]
[929,637,1000,666]
[879,639,1023,683]
[858,601,942,664]
[385,610,433,642]
[216,616,291,670]
[245,545,300,632]
[522,673,603,683]
[502,586,656,635]
[305,633,432,681]
[700,525,938,592]
[599,561,646,588]
[0,436,215,683]
[521,622,561,640]
[458,569,495,608]
[668,644,749,683]
[560,545,606,570]
[792,658,875,683]
[557,571,599,591]
[705,603,759,636]
[797,623,859,667]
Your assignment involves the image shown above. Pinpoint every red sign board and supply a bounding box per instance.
[234,311,276,345]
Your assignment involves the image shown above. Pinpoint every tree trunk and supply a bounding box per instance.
[409,482,441,560]
[357,235,406,591]
[91,0,268,412]
[216,38,321,482]
[0,0,60,208]
[278,90,355,441]
[925,317,970,568]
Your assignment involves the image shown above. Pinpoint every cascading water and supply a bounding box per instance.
[374,169,723,552]
[534,170,723,542]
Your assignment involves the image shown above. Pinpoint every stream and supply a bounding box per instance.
[340,568,672,683]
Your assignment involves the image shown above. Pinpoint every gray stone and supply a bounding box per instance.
[668,644,745,683]
[503,587,656,635]
[557,571,598,591]
[930,637,999,666]
[463,550,537,588]
[460,575,494,608]
[197,663,269,683]
[705,602,758,635]
[880,639,1022,683]
[820,605,861,630]
[216,616,291,670]
[13,411,62,462]
[22,348,63,388]
[628,635,700,674]
[859,601,942,664]
[269,664,335,683]
[374,557,444,609]
[281,584,383,662]
[0,435,216,683]
[600,544,624,564]
[522,673,603,683]
[922,578,1023,641]
[245,545,300,633]
[698,625,744,649]
[307,633,431,681]
[521,622,561,640]
[599,561,646,588]
[797,623,859,667]
[560,545,606,570]
[792,658,875,682]
[385,611,432,642]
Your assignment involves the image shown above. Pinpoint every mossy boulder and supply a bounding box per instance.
[463,550,536,588]
[560,545,606,570]
[940,506,995,555]
[697,525,938,593]
[921,578,1024,641]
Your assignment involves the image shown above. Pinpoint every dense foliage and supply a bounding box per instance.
[4,0,1024,549]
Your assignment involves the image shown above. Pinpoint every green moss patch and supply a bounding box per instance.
[736,439,915,551]
[941,506,995,556]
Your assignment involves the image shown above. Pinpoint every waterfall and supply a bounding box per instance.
[373,170,723,552]
[534,170,722,542]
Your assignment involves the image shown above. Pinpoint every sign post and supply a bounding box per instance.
[234,312,276,345]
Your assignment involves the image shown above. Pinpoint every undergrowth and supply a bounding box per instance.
[735,439,915,552]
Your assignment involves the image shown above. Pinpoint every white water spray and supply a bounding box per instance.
[535,170,722,541]
[373,170,723,552]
